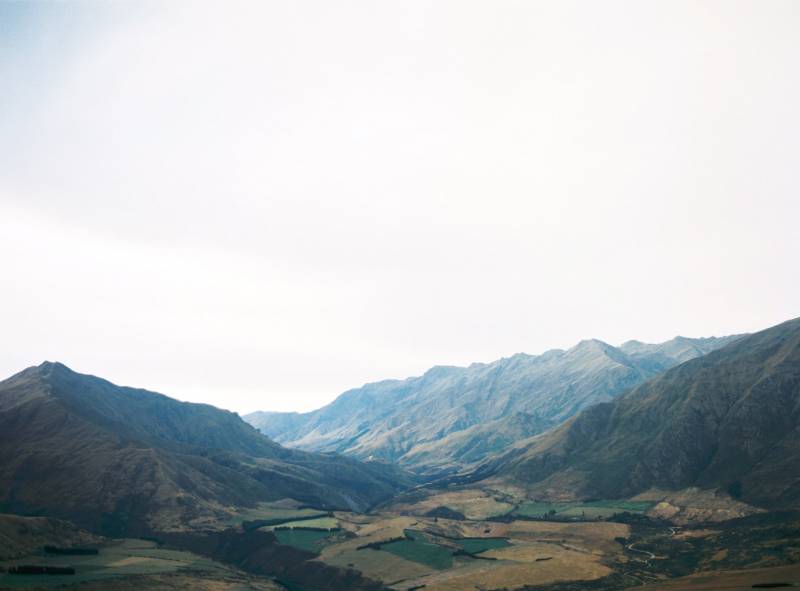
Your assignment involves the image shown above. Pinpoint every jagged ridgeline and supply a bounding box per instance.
[0,363,412,535]
[246,334,740,474]
[476,317,800,510]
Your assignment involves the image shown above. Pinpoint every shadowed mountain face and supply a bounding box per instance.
[246,335,739,474]
[0,363,411,535]
[479,318,800,509]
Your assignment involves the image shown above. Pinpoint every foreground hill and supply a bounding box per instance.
[0,362,411,534]
[246,335,738,473]
[0,513,99,560]
[478,317,800,509]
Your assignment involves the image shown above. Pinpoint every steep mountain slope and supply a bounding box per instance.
[246,335,739,473]
[0,362,411,535]
[479,318,800,509]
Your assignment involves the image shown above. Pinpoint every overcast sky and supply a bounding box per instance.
[1,1,798,414]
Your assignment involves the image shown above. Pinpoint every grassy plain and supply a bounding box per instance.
[388,488,514,520]
[515,499,653,519]
[380,538,453,569]
[638,564,800,590]
[24,573,284,590]
[323,548,432,583]
[0,539,232,588]
[318,515,420,560]
[273,529,338,553]
[0,496,651,590]
[412,555,612,591]
[452,537,510,554]
[225,501,327,526]
[305,505,633,590]
[263,516,339,531]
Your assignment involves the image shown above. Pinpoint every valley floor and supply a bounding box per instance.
[0,538,282,590]
[2,488,798,591]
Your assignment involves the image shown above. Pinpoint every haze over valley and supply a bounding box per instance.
[245,335,740,474]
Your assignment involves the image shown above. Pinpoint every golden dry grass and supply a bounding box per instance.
[481,543,557,562]
[412,516,508,540]
[640,564,800,590]
[223,500,325,526]
[318,516,420,560]
[107,556,152,567]
[674,528,718,539]
[261,516,339,531]
[397,544,612,591]
[634,488,762,524]
[48,573,284,590]
[388,489,513,520]
[322,548,433,583]
[319,510,629,589]
[496,519,630,556]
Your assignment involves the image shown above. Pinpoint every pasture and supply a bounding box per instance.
[263,516,339,531]
[273,528,338,553]
[0,538,229,588]
[514,499,653,519]
[388,488,514,520]
[412,552,612,591]
[452,537,510,554]
[380,537,453,570]
[225,500,327,527]
[303,508,636,590]
[324,548,432,583]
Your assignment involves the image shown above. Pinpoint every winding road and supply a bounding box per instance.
[623,526,682,584]
[626,542,656,563]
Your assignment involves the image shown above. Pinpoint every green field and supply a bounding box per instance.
[403,529,427,542]
[264,516,339,531]
[226,501,327,527]
[273,529,338,553]
[380,537,453,570]
[0,539,227,588]
[453,537,511,554]
[514,499,653,519]
[514,501,572,516]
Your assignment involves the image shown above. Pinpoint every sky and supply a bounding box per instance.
[1,1,798,414]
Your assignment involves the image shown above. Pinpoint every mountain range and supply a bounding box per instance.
[0,362,410,535]
[473,317,800,509]
[1,318,799,590]
[245,335,740,474]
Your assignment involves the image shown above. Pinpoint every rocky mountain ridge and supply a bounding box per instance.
[474,317,800,510]
[246,335,740,473]
[0,362,411,535]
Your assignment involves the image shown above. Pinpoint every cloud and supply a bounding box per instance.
[1,1,798,412]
